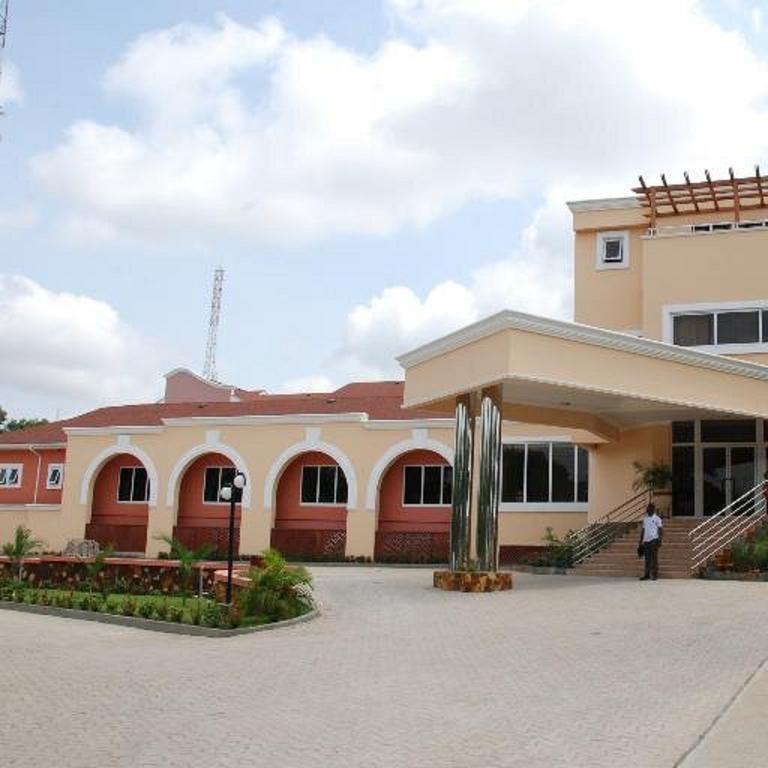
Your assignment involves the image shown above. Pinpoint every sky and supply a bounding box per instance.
[2,0,768,420]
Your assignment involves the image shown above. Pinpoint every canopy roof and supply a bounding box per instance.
[399,311,768,442]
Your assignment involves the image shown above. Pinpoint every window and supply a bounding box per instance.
[501,444,588,504]
[671,306,768,348]
[203,466,242,503]
[402,465,453,506]
[596,231,629,270]
[0,464,22,488]
[46,464,64,489]
[301,465,348,504]
[117,466,149,502]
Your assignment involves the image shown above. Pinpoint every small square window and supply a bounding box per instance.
[46,464,63,489]
[0,464,23,488]
[596,231,630,270]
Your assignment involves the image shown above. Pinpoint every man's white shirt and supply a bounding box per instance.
[642,514,663,543]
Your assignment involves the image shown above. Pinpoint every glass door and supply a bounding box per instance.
[702,446,756,516]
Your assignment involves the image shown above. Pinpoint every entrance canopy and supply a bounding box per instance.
[398,311,768,442]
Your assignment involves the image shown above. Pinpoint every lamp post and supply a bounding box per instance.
[219,471,246,605]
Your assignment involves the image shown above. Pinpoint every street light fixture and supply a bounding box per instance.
[220,471,246,605]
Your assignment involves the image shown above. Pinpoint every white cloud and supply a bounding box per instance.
[332,193,572,379]
[0,276,162,412]
[30,3,768,248]
[0,60,23,106]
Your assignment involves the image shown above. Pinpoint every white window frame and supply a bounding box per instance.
[401,464,452,507]
[499,441,588,512]
[595,230,630,270]
[300,465,348,506]
[202,466,239,506]
[116,466,149,504]
[46,463,64,490]
[0,463,23,489]
[663,300,768,355]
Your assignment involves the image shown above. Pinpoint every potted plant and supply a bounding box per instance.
[632,461,673,515]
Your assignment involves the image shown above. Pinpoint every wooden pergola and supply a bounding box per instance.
[633,167,768,227]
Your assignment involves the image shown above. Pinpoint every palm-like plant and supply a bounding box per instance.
[85,544,114,593]
[157,535,214,602]
[2,526,44,582]
[240,549,313,622]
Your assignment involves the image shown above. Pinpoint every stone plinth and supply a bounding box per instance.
[433,570,513,592]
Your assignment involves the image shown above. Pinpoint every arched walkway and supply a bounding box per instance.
[271,450,348,559]
[85,453,150,553]
[374,449,452,563]
[173,452,241,557]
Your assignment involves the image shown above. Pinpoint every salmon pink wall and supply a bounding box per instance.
[378,449,451,533]
[274,451,346,531]
[177,452,240,527]
[91,454,148,526]
[0,448,65,505]
[36,449,66,505]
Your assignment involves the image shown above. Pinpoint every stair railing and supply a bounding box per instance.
[689,480,768,572]
[570,490,652,565]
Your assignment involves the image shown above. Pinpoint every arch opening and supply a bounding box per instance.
[271,450,348,559]
[173,452,241,557]
[374,449,452,564]
[86,453,150,553]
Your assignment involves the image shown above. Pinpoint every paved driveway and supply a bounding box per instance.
[1,569,768,768]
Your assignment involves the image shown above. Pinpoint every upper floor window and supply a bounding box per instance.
[0,464,22,488]
[596,231,630,270]
[301,465,348,505]
[670,306,768,348]
[403,465,453,506]
[501,443,588,504]
[117,466,149,503]
[46,464,64,490]
[204,466,242,503]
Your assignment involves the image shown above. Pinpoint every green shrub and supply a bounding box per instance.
[240,549,313,622]
[1,525,44,582]
[86,595,103,612]
[153,600,169,621]
[201,601,225,628]
[39,591,51,606]
[13,588,25,603]
[168,605,184,623]
[120,597,137,616]
[105,597,119,613]
[26,590,39,605]
[190,600,202,625]
[729,541,754,572]
[137,601,155,619]
[527,528,575,569]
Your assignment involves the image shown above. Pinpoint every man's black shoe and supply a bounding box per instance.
[639,576,650,581]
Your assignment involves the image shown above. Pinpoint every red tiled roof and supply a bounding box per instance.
[0,381,443,446]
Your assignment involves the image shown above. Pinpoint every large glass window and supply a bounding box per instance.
[300,465,348,504]
[673,308,767,347]
[402,465,452,506]
[700,419,755,443]
[672,445,695,517]
[501,443,588,504]
[203,466,242,503]
[0,464,22,488]
[117,466,149,502]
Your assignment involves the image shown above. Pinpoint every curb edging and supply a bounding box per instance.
[0,600,319,638]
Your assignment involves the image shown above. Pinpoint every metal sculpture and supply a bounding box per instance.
[450,399,473,571]
[476,395,502,572]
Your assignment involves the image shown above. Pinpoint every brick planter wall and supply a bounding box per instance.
[0,556,236,594]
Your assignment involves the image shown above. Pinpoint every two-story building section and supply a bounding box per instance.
[5,171,768,569]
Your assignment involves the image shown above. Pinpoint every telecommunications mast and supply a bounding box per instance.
[203,268,225,382]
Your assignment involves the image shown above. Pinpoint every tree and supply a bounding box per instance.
[2,526,44,582]
[1,417,49,433]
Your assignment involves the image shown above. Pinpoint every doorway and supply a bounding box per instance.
[702,445,756,516]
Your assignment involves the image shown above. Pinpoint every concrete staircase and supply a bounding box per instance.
[572,518,699,579]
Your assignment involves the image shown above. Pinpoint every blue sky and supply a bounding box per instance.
[2,0,768,419]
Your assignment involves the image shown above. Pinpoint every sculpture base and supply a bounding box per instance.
[433,570,513,592]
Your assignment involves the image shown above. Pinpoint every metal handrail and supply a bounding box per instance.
[570,490,651,565]
[689,480,768,571]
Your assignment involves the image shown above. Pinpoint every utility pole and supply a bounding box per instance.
[203,268,225,382]
[0,0,9,118]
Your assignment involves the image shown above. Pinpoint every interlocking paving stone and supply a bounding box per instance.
[1,570,767,767]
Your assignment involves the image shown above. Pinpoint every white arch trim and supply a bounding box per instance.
[365,436,454,512]
[79,442,160,506]
[165,441,252,509]
[263,439,358,511]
